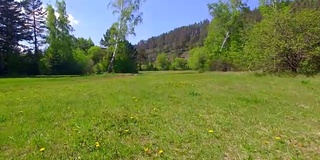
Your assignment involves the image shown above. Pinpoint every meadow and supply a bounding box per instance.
[0,71,319,159]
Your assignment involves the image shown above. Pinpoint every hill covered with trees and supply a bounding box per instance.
[135,20,210,62]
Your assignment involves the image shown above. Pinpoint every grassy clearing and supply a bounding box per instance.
[0,71,320,159]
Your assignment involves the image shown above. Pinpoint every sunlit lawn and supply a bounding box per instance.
[0,71,319,159]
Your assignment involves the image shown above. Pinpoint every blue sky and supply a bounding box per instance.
[43,0,259,45]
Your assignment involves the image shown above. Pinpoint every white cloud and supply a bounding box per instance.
[68,14,79,26]
[53,12,79,26]
[53,9,79,26]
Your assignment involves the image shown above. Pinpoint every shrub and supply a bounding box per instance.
[172,58,188,70]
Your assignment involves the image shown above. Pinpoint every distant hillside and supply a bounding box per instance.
[136,19,210,61]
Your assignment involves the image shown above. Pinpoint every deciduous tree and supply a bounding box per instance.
[107,0,145,73]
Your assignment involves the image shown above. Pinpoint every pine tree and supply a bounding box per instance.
[21,0,46,74]
[56,0,73,57]
[41,0,89,75]
[0,0,31,75]
[100,24,117,48]
[73,37,95,52]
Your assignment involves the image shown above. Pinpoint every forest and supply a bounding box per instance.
[135,20,210,62]
[1,0,320,76]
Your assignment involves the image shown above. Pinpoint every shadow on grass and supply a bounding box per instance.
[0,74,86,79]
[139,70,198,75]
[0,72,143,79]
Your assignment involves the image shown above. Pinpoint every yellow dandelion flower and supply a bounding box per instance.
[95,142,100,148]
[275,136,281,140]
[124,129,129,132]
[144,148,149,152]
[130,116,134,119]
[40,148,45,152]
[158,149,164,154]
[208,130,214,133]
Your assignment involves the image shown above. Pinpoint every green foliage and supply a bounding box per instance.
[100,24,117,48]
[56,0,73,55]
[136,20,210,58]
[172,58,188,70]
[44,1,73,76]
[0,0,32,75]
[41,0,92,75]
[203,0,248,72]
[145,62,157,71]
[136,48,147,71]
[188,47,206,70]
[205,59,234,72]
[244,7,320,75]
[6,53,21,75]
[21,0,46,74]
[41,48,93,75]
[107,0,145,72]
[188,0,320,75]
[113,40,138,73]
[74,37,95,52]
[297,47,320,76]
[156,53,170,70]
[93,62,106,74]
[87,46,108,64]
[72,48,94,74]
[3,0,320,76]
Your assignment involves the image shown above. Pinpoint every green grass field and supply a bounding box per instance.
[1,71,320,159]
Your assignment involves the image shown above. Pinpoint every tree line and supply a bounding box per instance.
[0,0,141,76]
[137,0,320,76]
[1,0,320,76]
[189,0,320,75]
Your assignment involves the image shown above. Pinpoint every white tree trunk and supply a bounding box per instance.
[107,1,124,73]
[107,38,119,73]
[220,31,230,52]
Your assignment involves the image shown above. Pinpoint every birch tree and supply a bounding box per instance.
[203,0,247,71]
[107,0,145,73]
[207,0,246,52]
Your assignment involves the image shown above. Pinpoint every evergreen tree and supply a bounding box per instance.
[0,0,31,75]
[21,0,46,56]
[135,20,210,64]
[41,0,77,75]
[113,40,138,73]
[56,0,73,58]
[100,24,117,48]
[74,37,95,52]
[136,48,147,71]
[21,0,46,74]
